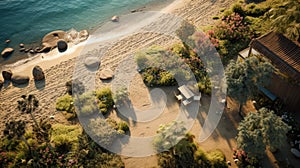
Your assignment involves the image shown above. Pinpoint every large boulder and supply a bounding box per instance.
[11,75,29,85]
[99,68,114,80]
[84,57,100,69]
[57,40,68,52]
[2,70,12,80]
[42,30,66,51]
[1,48,14,57]
[32,65,45,81]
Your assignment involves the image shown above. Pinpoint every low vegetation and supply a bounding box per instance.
[153,121,228,168]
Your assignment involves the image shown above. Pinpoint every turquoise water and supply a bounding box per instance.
[0,0,169,65]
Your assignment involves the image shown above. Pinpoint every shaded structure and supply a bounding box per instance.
[243,31,300,112]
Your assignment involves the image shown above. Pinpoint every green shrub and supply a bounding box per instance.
[159,71,176,86]
[118,121,129,132]
[75,92,97,116]
[95,88,114,107]
[56,94,74,113]
[207,149,228,168]
[194,147,210,167]
[50,124,82,152]
[114,88,129,104]
[87,118,119,147]
[106,118,118,130]
[231,3,246,17]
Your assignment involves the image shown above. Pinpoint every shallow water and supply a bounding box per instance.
[0,0,170,66]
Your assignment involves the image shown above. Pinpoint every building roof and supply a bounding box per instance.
[250,31,300,81]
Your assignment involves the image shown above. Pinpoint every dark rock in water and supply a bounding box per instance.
[34,47,41,53]
[57,40,68,52]
[29,50,35,54]
[19,43,25,48]
[24,48,30,53]
[11,75,29,85]
[2,70,12,80]
[5,39,11,43]
[99,68,114,80]
[19,48,26,52]
[1,48,14,57]
[84,57,100,70]
[32,65,45,81]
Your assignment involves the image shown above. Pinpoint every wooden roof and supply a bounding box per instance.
[250,31,300,81]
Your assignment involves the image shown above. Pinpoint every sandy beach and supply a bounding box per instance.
[0,0,238,167]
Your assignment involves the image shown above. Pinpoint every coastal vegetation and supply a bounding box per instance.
[153,121,228,168]
[1,93,128,167]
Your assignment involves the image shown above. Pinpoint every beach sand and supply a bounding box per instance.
[0,0,242,167]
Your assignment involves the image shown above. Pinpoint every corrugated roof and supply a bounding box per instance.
[251,31,300,81]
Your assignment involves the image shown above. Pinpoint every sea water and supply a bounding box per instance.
[0,0,170,65]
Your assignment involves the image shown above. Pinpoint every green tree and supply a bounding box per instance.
[236,108,290,159]
[266,0,300,42]
[225,56,274,117]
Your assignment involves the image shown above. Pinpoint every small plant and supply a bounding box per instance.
[118,121,129,133]
[50,124,82,153]
[207,149,228,168]
[56,94,74,113]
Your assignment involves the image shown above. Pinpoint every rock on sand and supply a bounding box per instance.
[99,68,114,80]
[84,57,100,70]
[57,40,68,52]
[11,75,30,85]
[2,70,12,80]
[32,65,45,81]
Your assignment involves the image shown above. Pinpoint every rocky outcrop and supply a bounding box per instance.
[79,30,89,42]
[99,68,114,80]
[32,65,45,81]
[11,75,29,85]
[2,70,12,80]
[1,48,14,57]
[41,30,66,51]
[84,57,100,70]
[57,40,68,52]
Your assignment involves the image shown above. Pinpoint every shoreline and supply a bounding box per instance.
[1,0,180,79]
[0,0,175,69]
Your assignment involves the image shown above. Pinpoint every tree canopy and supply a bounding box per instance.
[225,56,274,116]
[236,108,290,158]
